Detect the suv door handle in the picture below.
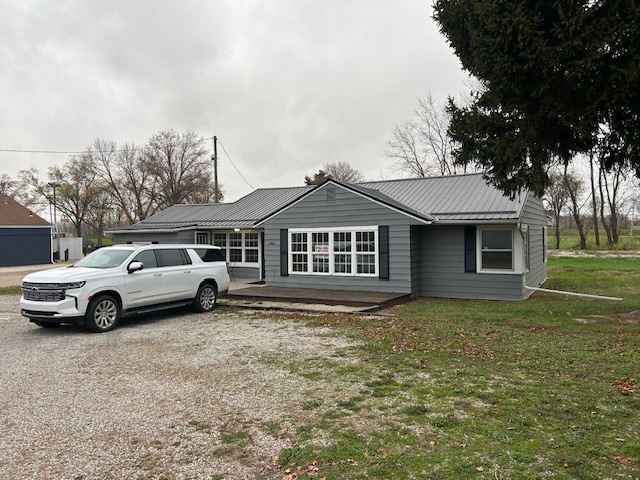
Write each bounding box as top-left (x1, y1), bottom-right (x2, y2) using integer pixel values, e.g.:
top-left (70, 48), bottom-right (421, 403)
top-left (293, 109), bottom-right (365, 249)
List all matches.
top-left (183, 270), bottom-right (191, 274)
top-left (153, 273), bottom-right (162, 277)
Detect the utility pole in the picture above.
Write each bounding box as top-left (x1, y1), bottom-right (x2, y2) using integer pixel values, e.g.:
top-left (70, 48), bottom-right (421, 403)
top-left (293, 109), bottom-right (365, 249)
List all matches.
top-left (48, 182), bottom-right (60, 229)
top-left (212, 136), bottom-right (219, 203)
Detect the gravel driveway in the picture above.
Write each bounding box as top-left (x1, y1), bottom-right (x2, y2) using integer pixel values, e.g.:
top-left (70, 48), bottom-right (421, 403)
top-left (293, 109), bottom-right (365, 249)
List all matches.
top-left (0, 295), bottom-right (360, 479)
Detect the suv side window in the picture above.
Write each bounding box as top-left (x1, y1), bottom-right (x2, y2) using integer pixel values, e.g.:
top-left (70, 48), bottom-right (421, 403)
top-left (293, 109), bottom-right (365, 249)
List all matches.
top-left (156, 249), bottom-right (191, 267)
top-left (132, 250), bottom-right (158, 268)
top-left (194, 248), bottom-right (225, 262)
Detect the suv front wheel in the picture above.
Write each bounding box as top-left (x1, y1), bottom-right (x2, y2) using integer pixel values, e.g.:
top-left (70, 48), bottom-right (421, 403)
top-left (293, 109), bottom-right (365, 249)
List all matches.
top-left (193, 283), bottom-right (217, 312)
top-left (85, 295), bottom-right (120, 333)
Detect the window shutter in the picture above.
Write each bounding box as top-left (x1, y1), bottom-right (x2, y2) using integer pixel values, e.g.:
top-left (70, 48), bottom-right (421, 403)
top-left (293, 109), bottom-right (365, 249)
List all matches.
top-left (379, 226), bottom-right (389, 280)
top-left (280, 229), bottom-right (288, 276)
top-left (464, 226), bottom-right (476, 273)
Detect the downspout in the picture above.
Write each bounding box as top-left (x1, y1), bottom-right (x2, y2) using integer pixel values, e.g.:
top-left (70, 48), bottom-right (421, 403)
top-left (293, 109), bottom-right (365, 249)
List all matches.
top-left (524, 285), bottom-right (622, 301)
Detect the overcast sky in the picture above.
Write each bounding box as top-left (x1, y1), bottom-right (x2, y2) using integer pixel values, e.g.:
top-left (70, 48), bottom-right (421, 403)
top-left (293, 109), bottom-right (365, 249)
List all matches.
top-left (0, 0), bottom-right (466, 201)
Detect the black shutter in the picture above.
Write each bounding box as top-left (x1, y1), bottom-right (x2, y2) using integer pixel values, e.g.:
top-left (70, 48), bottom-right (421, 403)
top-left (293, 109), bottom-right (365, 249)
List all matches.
top-left (464, 226), bottom-right (476, 273)
top-left (379, 226), bottom-right (389, 280)
top-left (280, 229), bottom-right (288, 276)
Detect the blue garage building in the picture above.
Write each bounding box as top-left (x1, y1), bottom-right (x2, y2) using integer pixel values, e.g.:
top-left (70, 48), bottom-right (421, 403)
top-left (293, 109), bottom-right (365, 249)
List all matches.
top-left (0, 196), bottom-right (52, 266)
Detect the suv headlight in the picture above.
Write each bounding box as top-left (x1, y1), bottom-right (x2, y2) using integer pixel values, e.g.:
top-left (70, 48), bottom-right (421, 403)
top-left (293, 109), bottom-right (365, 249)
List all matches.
top-left (58, 281), bottom-right (86, 290)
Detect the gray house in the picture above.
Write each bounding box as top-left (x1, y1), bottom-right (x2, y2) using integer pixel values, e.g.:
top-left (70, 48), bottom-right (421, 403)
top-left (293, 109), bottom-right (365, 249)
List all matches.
top-left (109, 173), bottom-right (548, 301)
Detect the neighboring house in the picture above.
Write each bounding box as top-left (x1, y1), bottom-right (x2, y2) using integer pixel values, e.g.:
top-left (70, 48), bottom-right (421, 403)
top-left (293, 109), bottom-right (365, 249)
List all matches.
top-left (109, 173), bottom-right (548, 301)
top-left (0, 196), bottom-right (52, 266)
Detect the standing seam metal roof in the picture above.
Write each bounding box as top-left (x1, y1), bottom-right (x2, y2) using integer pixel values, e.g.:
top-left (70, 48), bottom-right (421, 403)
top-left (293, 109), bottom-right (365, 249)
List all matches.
top-left (111, 173), bottom-right (526, 232)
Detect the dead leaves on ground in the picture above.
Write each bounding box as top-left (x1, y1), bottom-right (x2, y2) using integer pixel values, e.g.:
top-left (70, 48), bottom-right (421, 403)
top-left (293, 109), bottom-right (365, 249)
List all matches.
top-left (612, 377), bottom-right (636, 395)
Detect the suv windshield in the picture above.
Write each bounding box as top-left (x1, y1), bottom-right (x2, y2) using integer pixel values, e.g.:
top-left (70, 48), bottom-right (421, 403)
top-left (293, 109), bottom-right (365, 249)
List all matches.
top-left (74, 249), bottom-right (133, 268)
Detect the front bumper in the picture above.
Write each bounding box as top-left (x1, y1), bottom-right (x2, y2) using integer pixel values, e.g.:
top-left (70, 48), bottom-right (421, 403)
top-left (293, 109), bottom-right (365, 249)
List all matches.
top-left (20, 296), bottom-right (84, 324)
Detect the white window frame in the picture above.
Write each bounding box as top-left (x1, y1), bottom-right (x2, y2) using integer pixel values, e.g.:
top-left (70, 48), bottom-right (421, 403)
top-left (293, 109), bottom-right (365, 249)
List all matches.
top-left (477, 226), bottom-right (524, 274)
top-left (288, 226), bottom-right (378, 277)
top-left (211, 231), bottom-right (261, 267)
top-left (195, 231), bottom-right (210, 245)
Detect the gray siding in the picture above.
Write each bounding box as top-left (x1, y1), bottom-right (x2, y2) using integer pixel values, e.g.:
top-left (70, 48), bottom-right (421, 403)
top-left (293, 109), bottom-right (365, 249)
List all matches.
top-left (262, 186), bottom-right (424, 293)
top-left (111, 231), bottom-right (195, 245)
top-left (521, 194), bottom-right (548, 298)
top-left (420, 225), bottom-right (524, 301)
top-left (410, 226), bottom-right (422, 295)
top-left (229, 266), bottom-right (260, 281)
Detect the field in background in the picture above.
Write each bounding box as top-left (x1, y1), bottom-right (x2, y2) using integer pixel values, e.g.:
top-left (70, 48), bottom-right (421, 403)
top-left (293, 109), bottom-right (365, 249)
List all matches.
top-left (549, 228), bottom-right (640, 250)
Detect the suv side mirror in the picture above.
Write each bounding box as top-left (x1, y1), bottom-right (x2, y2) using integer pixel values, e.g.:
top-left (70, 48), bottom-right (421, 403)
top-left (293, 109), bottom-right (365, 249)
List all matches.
top-left (128, 261), bottom-right (144, 274)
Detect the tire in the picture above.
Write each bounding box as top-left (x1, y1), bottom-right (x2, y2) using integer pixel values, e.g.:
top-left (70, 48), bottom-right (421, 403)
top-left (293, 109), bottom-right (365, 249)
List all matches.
top-left (33, 321), bottom-right (60, 328)
top-left (193, 283), bottom-right (217, 312)
top-left (84, 295), bottom-right (120, 333)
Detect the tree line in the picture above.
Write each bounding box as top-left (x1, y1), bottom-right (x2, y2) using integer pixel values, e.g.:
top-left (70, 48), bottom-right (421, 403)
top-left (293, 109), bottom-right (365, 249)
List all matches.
top-left (1, 129), bottom-right (222, 243)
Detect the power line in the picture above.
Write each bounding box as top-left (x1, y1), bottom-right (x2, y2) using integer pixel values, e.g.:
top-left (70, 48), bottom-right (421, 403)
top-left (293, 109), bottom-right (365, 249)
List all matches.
top-left (0, 136), bottom-right (216, 155)
top-left (216, 138), bottom-right (255, 191)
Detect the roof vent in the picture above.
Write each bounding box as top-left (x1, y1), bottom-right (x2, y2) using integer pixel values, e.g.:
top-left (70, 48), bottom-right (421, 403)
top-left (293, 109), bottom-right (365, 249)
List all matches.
top-left (326, 187), bottom-right (336, 204)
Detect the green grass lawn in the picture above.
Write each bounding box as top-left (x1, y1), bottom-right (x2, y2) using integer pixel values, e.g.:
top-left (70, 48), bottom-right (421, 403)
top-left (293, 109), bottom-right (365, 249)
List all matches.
top-left (274, 256), bottom-right (640, 479)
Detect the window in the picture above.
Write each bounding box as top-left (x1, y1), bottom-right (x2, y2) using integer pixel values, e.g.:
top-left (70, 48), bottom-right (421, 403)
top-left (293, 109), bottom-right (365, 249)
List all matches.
top-left (291, 232), bottom-right (308, 272)
top-left (289, 227), bottom-right (377, 276)
top-left (194, 248), bottom-right (225, 263)
top-left (213, 232), bottom-right (261, 265)
top-left (356, 231), bottom-right (376, 274)
top-left (213, 233), bottom-right (227, 259)
top-left (480, 229), bottom-right (513, 271)
top-left (333, 232), bottom-right (352, 273)
top-left (312, 232), bottom-right (329, 273)
top-left (195, 232), bottom-right (209, 245)
top-left (157, 249), bottom-right (190, 267)
top-left (244, 232), bottom-right (259, 263)
top-left (132, 250), bottom-right (158, 268)
top-left (229, 233), bottom-right (243, 262)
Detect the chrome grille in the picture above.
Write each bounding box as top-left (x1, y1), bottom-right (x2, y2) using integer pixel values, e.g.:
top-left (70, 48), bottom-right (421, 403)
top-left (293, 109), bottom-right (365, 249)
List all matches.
top-left (21, 283), bottom-right (66, 302)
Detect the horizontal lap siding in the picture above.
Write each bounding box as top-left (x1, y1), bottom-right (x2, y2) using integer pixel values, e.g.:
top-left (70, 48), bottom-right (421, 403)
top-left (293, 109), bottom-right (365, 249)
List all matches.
top-left (421, 225), bottom-right (524, 301)
top-left (229, 266), bottom-right (260, 281)
top-left (263, 187), bottom-right (419, 293)
top-left (521, 195), bottom-right (548, 298)
top-left (111, 232), bottom-right (193, 244)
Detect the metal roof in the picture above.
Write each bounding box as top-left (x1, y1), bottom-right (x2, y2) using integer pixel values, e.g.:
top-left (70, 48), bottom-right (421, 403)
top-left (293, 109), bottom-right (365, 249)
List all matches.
top-left (111, 186), bottom-right (310, 232)
top-left (358, 173), bottom-right (526, 221)
top-left (110, 174), bottom-right (527, 233)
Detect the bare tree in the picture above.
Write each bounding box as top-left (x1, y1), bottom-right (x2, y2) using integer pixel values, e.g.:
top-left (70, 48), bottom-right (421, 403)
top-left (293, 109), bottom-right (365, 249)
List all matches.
top-left (143, 129), bottom-right (213, 209)
top-left (563, 168), bottom-right (590, 249)
top-left (84, 189), bottom-right (114, 245)
top-left (385, 92), bottom-right (469, 177)
top-left (305, 162), bottom-right (365, 185)
top-left (49, 155), bottom-right (104, 237)
top-left (323, 161), bottom-right (365, 183)
top-left (89, 139), bottom-right (160, 224)
top-left (598, 162), bottom-right (626, 245)
top-left (0, 173), bottom-right (17, 195)
top-left (544, 171), bottom-right (569, 249)
top-left (588, 150), bottom-right (601, 247)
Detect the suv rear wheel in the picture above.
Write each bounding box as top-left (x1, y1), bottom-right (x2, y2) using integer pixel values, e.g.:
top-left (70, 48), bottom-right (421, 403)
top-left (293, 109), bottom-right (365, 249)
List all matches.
top-left (193, 283), bottom-right (217, 312)
top-left (85, 295), bottom-right (120, 332)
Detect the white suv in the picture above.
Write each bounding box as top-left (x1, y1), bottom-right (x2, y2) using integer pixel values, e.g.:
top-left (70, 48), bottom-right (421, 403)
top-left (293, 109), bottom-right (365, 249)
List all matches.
top-left (20, 244), bottom-right (230, 333)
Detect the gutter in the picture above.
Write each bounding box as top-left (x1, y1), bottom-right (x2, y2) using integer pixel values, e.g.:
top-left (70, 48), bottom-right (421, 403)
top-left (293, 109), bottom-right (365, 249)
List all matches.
top-left (106, 226), bottom-right (199, 234)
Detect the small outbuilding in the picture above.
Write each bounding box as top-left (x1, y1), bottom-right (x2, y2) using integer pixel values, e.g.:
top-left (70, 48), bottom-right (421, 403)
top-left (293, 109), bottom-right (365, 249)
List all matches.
top-left (109, 173), bottom-right (548, 301)
top-left (0, 196), bottom-right (52, 266)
